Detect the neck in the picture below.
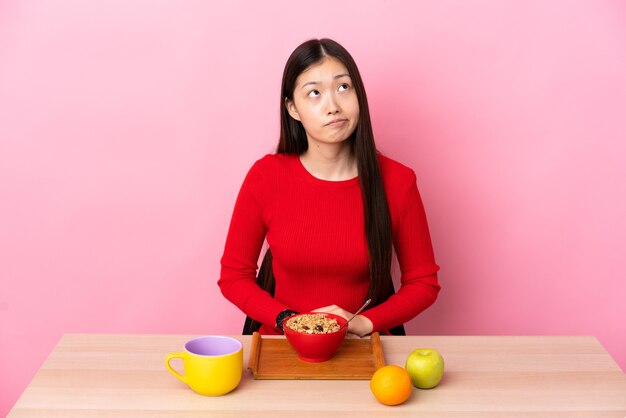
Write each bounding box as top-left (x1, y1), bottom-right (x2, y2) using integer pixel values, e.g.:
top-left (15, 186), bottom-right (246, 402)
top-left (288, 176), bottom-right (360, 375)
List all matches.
top-left (300, 141), bottom-right (357, 181)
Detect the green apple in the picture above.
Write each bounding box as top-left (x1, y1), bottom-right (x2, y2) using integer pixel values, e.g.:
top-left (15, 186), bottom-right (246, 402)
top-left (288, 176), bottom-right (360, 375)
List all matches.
top-left (405, 348), bottom-right (444, 389)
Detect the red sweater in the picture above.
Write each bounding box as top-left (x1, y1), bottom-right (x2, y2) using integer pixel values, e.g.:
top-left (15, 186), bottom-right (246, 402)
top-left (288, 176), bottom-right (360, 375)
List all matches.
top-left (218, 153), bottom-right (440, 334)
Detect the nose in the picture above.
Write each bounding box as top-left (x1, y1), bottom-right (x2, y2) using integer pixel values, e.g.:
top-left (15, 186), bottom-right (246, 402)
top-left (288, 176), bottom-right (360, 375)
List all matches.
top-left (326, 94), bottom-right (340, 115)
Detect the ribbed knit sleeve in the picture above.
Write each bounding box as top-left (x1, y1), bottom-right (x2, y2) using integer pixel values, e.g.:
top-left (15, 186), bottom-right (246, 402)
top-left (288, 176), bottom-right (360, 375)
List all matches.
top-left (360, 168), bottom-right (441, 332)
top-left (218, 158), bottom-right (289, 328)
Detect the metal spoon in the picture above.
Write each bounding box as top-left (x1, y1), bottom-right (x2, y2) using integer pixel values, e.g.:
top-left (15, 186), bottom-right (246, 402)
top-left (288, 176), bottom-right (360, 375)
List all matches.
top-left (338, 298), bottom-right (372, 331)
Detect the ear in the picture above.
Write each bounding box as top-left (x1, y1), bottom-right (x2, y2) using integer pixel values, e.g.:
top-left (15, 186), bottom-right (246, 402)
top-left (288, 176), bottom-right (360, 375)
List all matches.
top-left (285, 97), bottom-right (301, 122)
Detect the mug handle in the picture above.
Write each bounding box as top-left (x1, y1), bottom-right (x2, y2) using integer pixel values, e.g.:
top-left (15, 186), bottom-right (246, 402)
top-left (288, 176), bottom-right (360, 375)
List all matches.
top-left (165, 352), bottom-right (187, 384)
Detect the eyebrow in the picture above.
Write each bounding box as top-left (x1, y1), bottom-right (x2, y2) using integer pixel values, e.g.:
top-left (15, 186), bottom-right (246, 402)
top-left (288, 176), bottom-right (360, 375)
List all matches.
top-left (300, 73), bottom-right (351, 89)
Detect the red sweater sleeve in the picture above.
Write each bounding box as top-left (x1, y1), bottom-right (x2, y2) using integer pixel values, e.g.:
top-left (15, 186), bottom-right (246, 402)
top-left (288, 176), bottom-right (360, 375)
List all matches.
top-left (361, 170), bottom-right (441, 332)
top-left (217, 160), bottom-right (289, 327)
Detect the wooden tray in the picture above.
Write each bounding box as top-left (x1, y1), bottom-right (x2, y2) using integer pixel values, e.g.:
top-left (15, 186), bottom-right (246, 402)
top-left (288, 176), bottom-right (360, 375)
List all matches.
top-left (247, 332), bottom-right (385, 380)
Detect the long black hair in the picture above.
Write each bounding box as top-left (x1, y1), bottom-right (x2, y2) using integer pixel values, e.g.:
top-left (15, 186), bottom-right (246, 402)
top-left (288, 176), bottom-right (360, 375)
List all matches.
top-left (245, 38), bottom-right (394, 333)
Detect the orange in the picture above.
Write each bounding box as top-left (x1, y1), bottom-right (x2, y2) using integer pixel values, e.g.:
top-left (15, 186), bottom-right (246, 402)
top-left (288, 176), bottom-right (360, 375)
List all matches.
top-left (370, 365), bottom-right (412, 406)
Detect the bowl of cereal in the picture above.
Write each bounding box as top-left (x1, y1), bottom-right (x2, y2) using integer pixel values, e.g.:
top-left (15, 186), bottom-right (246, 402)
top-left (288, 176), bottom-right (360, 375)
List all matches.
top-left (283, 312), bottom-right (348, 362)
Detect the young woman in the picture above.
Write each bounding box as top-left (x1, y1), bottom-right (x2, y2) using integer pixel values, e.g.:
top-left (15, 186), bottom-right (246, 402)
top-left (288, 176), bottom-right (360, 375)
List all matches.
top-left (218, 38), bottom-right (440, 337)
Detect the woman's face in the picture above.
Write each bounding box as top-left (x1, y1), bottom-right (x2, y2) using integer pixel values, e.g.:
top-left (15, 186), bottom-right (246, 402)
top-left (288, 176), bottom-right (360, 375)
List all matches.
top-left (286, 57), bottom-right (360, 148)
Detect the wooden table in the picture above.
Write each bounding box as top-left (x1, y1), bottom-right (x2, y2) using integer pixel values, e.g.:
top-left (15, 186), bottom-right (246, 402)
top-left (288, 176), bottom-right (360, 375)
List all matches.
top-left (8, 334), bottom-right (626, 417)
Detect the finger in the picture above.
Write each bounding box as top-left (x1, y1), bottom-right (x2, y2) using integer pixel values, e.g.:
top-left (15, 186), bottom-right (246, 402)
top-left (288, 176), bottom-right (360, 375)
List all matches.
top-left (311, 305), bottom-right (337, 313)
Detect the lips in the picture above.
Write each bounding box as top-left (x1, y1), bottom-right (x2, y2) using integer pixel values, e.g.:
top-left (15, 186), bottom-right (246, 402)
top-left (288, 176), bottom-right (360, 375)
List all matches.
top-left (325, 119), bottom-right (348, 127)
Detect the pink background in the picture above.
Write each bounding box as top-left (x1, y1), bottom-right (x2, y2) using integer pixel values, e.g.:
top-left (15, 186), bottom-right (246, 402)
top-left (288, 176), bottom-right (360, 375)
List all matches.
top-left (1, 0), bottom-right (625, 414)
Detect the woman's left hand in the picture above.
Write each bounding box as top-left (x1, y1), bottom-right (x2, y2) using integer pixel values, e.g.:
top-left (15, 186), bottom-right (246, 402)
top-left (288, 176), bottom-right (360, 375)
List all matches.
top-left (312, 305), bottom-right (373, 337)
